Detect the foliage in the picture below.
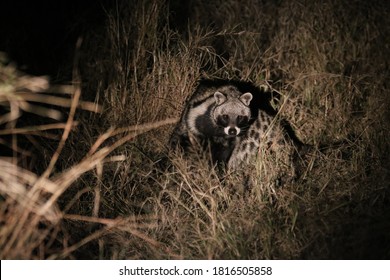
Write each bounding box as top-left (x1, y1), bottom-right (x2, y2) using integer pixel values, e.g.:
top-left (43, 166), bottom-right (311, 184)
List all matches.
top-left (1, 0), bottom-right (389, 259)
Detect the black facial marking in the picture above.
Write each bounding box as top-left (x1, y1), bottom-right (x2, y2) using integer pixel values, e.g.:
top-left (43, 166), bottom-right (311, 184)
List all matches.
top-left (216, 114), bottom-right (230, 127)
top-left (237, 115), bottom-right (249, 126)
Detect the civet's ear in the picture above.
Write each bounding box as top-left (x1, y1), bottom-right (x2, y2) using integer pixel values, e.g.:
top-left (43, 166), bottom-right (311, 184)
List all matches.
top-left (239, 92), bottom-right (253, 106)
top-left (214, 91), bottom-right (227, 105)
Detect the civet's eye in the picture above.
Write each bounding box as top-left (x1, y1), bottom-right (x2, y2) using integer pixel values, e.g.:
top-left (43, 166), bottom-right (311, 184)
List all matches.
top-left (237, 115), bottom-right (248, 124)
top-left (222, 114), bottom-right (229, 121)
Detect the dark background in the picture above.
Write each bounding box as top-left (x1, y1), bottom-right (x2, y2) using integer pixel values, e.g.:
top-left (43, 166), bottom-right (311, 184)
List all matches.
top-left (0, 1), bottom-right (110, 78)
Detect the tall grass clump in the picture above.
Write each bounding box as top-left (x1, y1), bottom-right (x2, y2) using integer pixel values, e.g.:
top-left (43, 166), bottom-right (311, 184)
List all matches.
top-left (66, 0), bottom-right (389, 259)
top-left (0, 51), bottom-right (103, 259)
top-left (1, 0), bottom-right (389, 259)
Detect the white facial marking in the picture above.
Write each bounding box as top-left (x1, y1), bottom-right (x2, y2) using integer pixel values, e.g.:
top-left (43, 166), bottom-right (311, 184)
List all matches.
top-left (187, 97), bottom-right (214, 135)
top-left (224, 126), bottom-right (240, 136)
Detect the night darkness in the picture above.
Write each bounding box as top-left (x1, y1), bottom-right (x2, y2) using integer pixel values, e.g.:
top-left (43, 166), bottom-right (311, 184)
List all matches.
top-left (0, 1), bottom-right (109, 77)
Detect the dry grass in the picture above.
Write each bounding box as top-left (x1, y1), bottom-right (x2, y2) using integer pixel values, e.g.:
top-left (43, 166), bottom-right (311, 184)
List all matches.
top-left (1, 0), bottom-right (389, 259)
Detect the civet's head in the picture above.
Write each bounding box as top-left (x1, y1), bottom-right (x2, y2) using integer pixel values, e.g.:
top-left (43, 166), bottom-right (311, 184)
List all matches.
top-left (213, 91), bottom-right (253, 136)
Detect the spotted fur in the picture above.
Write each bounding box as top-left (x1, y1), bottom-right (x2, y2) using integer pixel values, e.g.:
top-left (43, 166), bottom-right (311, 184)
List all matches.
top-left (169, 79), bottom-right (302, 184)
top-left (169, 81), bottom-right (253, 164)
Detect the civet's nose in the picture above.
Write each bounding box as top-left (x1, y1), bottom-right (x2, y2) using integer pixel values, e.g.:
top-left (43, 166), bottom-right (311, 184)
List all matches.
top-left (224, 126), bottom-right (240, 136)
top-left (228, 127), bottom-right (237, 135)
